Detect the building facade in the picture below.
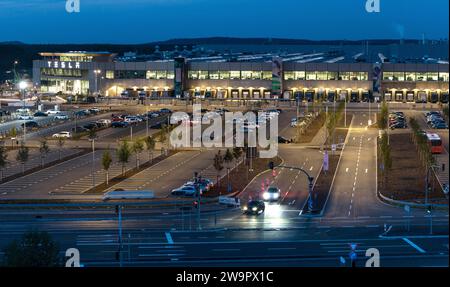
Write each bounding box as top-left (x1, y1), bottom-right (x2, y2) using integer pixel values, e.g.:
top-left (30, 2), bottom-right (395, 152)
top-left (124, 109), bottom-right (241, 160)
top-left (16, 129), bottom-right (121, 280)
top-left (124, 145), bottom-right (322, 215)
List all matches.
top-left (32, 52), bottom-right (449, 103)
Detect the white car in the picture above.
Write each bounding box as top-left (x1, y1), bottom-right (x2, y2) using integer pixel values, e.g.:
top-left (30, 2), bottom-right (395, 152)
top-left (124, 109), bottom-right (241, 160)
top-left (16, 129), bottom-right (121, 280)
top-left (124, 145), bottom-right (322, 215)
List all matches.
top-left (52, 131), bottom-right (72, 138)
top-left (54, 114), bottom-right (69, 120)
top-left (16, 108), bottom-right (30, 114)
top-left (18, 115), bottom-right (34, 120)
top-left (124, 116), bottom-right (140, 124)
top-left (46, 109), bottom-right (60, 115)
top-left (171, 185), bottom-right (197, 196)
top-left (96, 119), bottom-right (111, 126)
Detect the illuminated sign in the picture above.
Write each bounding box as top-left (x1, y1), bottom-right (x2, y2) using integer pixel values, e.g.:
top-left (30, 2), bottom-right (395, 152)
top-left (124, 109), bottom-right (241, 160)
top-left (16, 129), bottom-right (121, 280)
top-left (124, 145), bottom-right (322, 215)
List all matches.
top-left (47, 61), bottom-right (81, 69)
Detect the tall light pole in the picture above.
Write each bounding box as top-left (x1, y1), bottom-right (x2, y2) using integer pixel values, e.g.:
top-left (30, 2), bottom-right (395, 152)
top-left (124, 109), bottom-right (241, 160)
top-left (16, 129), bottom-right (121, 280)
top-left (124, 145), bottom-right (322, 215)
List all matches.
top-left (19, 81), bottom-right (28, 143)
top-left (94, 70), bottom-right (101, 96)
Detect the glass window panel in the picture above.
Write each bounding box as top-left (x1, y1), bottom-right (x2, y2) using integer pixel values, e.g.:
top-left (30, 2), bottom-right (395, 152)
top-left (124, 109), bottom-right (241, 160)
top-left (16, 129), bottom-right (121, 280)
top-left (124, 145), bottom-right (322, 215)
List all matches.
top-left (393, 72), bottom-right (405, 81)
top-left (306, 71), bottom-right (317, 80)
top-left (416, 72), bottom-right (427, 81)
top-left (316, 72), bottom-right (327, 80)
top-left (439, 72), bottom-right (449, 82)
top-left (295, 71), bottom-right (305, 80)
top-left (156, 71), bottom-right (167, 79)
top-left (219, 71), bottom-right (230, 79)
top-left (262, 71), bottom-right (272, 80)
top-left (167, 71), bottom-right (174, 80)
top-left (405, 72), bottom-right (416, 81)
top-left (284, 72), bottom-right (295, 80)
top-left (339, 72), bottom-right (351, 81)
top-left (146, 71), bottom-right (157, 79)
top-left (230, 71), bottom-right (240, 80)
top-left (188, 70), bottom-right (199, 80)
top-left (383, 72), bottom-right (394, 81)
top-left (209, 71), bottom-right (219, 80)
top-left (427, 72), bottom-right (438, 81)
top-left (241, 71), bottom-right (252, 80)
top-left (251, 71), bottom-right (262, 80)
top-left (327, 72), bottom-right (338, 80)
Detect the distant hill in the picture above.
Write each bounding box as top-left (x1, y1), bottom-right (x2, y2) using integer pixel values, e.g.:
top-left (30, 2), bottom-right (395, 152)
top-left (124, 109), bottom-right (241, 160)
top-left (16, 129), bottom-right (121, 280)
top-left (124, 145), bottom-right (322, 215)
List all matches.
top-left (1, 37), bottom-right (446, 82)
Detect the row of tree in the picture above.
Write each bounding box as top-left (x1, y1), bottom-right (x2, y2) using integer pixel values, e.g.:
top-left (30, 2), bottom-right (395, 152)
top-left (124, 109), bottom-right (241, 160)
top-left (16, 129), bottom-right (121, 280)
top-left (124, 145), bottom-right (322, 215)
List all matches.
top-left (378, 101), bottom-right (392, 187)
top-left (325, 102), bottom-right (346, 146)
top-left (102, 135), bottom-right (157, 184)
top-left (212, 148), bottom-right (243, 189)
top-left (0, 137), bottom-right (67, 182)
top-left (409, 117), bottom-right (436, 169)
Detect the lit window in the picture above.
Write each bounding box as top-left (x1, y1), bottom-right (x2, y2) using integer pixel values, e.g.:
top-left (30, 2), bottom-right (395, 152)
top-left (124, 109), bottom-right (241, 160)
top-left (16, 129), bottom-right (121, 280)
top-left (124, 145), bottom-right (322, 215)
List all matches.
top-left (146, 71), bottom-right (157, 80)
top-left (230, 71), bottom-right (240, 80)
top-left (106, 70), bottom-right (114, 79)
top-left (209, 71), bottom-right (219, 80)
top-left (439, 72), bottom-right (449, 82)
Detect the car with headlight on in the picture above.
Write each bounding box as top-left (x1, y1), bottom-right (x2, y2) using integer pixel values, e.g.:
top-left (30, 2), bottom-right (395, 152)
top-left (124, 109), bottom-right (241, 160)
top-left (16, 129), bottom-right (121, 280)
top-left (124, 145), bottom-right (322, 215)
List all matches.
top-left (263, 186), bottom-right (281, 202)
top-left (242, 200), bottom-right (265, 215)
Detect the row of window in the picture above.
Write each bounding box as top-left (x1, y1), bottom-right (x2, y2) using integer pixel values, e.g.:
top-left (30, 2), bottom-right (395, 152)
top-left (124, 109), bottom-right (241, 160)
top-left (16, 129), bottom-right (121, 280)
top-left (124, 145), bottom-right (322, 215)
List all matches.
top-left (188, 70), bottom-right (273, 80)
top-left (383, 72), bottom-right (449, 82)
top-left (41, 68), bottom-right (83, 77)
top-left (284, 71), bottom-right (369, 81)
top-left (107, 70), bottom-right (175, 80)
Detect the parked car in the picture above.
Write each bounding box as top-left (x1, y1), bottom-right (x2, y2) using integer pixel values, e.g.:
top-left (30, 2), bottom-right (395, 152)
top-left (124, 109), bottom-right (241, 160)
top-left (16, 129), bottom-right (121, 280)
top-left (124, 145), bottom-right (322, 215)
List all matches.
top-left (83, 122), bottom-right (98, 130)
top-left (148, 111), bottom-right (160, 118)
top-left (74, 110), bottom-right (88, 117)
top-left (18, 115), bottom-right (34, 120)
top-left (159, 108), bottom-right (172, 114)
top-left (124, 116), bottom-right (140, 124)
top-left (278, 136), bottom-right (291, 144)
top-left (96, 119), bottom-right (111, 127)
top-left (112, 121), bottom-right (130, 128)
top-left (55, 114), bottom-right (69, 120)
top-left (33, 111), bottom-right (48, 117)
top-left (52, 131), bottom-right (71, 138)
top-left (432, 121), bottom-right (448, 129)
top-left (242, 200), bottom-right (265, 215)
top-left (88, 108), bottom-right (101, 114)
top-left (171, 185), bottom-right (197, 196)
top-left (390, 122), bottom-right (407, 129)
top-left (21, 121), bottom-right (39, 128)
top-left (46, 109), bottom-right (61, 115)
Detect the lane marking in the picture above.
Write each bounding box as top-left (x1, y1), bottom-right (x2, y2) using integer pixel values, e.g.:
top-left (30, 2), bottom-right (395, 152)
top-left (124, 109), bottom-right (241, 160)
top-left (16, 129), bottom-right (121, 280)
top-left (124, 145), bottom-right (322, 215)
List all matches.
top-left (165, 232), bottom-right (174, 244)
top-left (403, 238), bottom-right (426, 253)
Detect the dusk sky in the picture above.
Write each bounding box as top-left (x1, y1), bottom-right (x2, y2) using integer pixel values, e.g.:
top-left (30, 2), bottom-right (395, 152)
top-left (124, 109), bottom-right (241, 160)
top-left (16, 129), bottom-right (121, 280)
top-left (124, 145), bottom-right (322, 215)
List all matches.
top-left (0, 0), bottom-right (448, 44)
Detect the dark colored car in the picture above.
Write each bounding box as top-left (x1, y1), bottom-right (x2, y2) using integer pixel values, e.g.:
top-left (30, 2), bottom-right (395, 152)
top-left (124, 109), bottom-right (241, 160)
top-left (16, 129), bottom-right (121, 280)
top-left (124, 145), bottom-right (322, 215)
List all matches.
top-left (74, 110), bottom-right (88, 117)
top-left (278, 136), bottom-right (291, 144)
top-left (33, 111), bottom-right (48, 117)
top-left (243, 200), bottom-right (265, 215)
top-left (21, 121), bottom-right (39, 128)
top-left (83, 122), bottom-right (98, 130)
top-left (159, 108), bottom-right (172, 114)
top-left (390, 122), bottom-right (407, 129)
top-left (112, 121), bottom-right (130, 128)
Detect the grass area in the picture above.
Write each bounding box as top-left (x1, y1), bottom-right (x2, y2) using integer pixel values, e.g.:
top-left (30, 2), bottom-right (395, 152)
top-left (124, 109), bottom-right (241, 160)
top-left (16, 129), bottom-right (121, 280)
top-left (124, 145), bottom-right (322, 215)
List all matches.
top-left (378, 133), bottom-right (446, 204)
top-left (204, 156), bottom-right (282, 198)
top-left (296, 112), bottom-right (326, 143)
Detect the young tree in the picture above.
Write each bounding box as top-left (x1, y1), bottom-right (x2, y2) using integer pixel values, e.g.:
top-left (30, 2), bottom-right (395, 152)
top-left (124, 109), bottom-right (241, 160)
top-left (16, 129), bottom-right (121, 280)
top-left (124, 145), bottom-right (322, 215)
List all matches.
top-left (117, 141), bottom-right (131, 176)
top-left (232, 147), bottom-right (243, 169)
top-left (0, 145), bottom-right (8, 181)
top-left (56, 137), bottom-right (65, 161)
top-left (144, 135), bottom-right (156, 163)
top-left (102, 149), bottom-right (113, 185)
top-left (132, 140), bottom-right (144, 169)
top-left (39, 139), bottom-right (50, 167)
top-left (9, 126), bottom-right (17, 148)
top-left (223, 149), bottom-right (234, 191)
top-left (159, 124), bottom-right (170, 155)
top-left (16, 142), bottom-right (29, 174)
top-left (3, 230), bottom-right (61, 267)
top-left (379, 101), bottom-right (389, 130)
top-left (213, 150), bottom-right (224, 188)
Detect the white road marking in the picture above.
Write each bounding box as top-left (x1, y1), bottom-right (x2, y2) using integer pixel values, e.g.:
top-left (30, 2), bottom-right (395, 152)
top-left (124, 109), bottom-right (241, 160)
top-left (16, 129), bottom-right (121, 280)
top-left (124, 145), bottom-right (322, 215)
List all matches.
top-left (165, 232), bottom-right (174, 244)
top-left (403, 238), bottom-right (426, 253)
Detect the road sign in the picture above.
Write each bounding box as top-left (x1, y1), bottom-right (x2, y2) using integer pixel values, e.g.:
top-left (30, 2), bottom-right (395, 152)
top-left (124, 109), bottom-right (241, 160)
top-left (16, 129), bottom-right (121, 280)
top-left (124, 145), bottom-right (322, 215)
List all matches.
top-left (323, 151), bottom-right (329, 172)
top-left (331, 144), bottom-right (337, 152)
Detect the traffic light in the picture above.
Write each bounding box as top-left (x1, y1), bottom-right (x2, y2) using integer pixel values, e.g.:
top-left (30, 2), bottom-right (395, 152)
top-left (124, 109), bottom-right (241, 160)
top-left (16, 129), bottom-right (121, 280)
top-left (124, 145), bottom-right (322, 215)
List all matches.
top-left (268, 161), bottom-right (274, 170)
top-left (193, 201), bottom-right (199, 209)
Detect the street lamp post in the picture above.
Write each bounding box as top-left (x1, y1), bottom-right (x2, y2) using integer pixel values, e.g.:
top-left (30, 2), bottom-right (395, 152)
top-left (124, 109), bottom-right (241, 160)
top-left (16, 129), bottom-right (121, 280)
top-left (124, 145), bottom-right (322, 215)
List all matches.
top-left (94, 70), bottom-right (101, 96)
top-left (19, 81), bottom-right (28, 143)
top-left (90, 138), bottom-right (96, 188)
